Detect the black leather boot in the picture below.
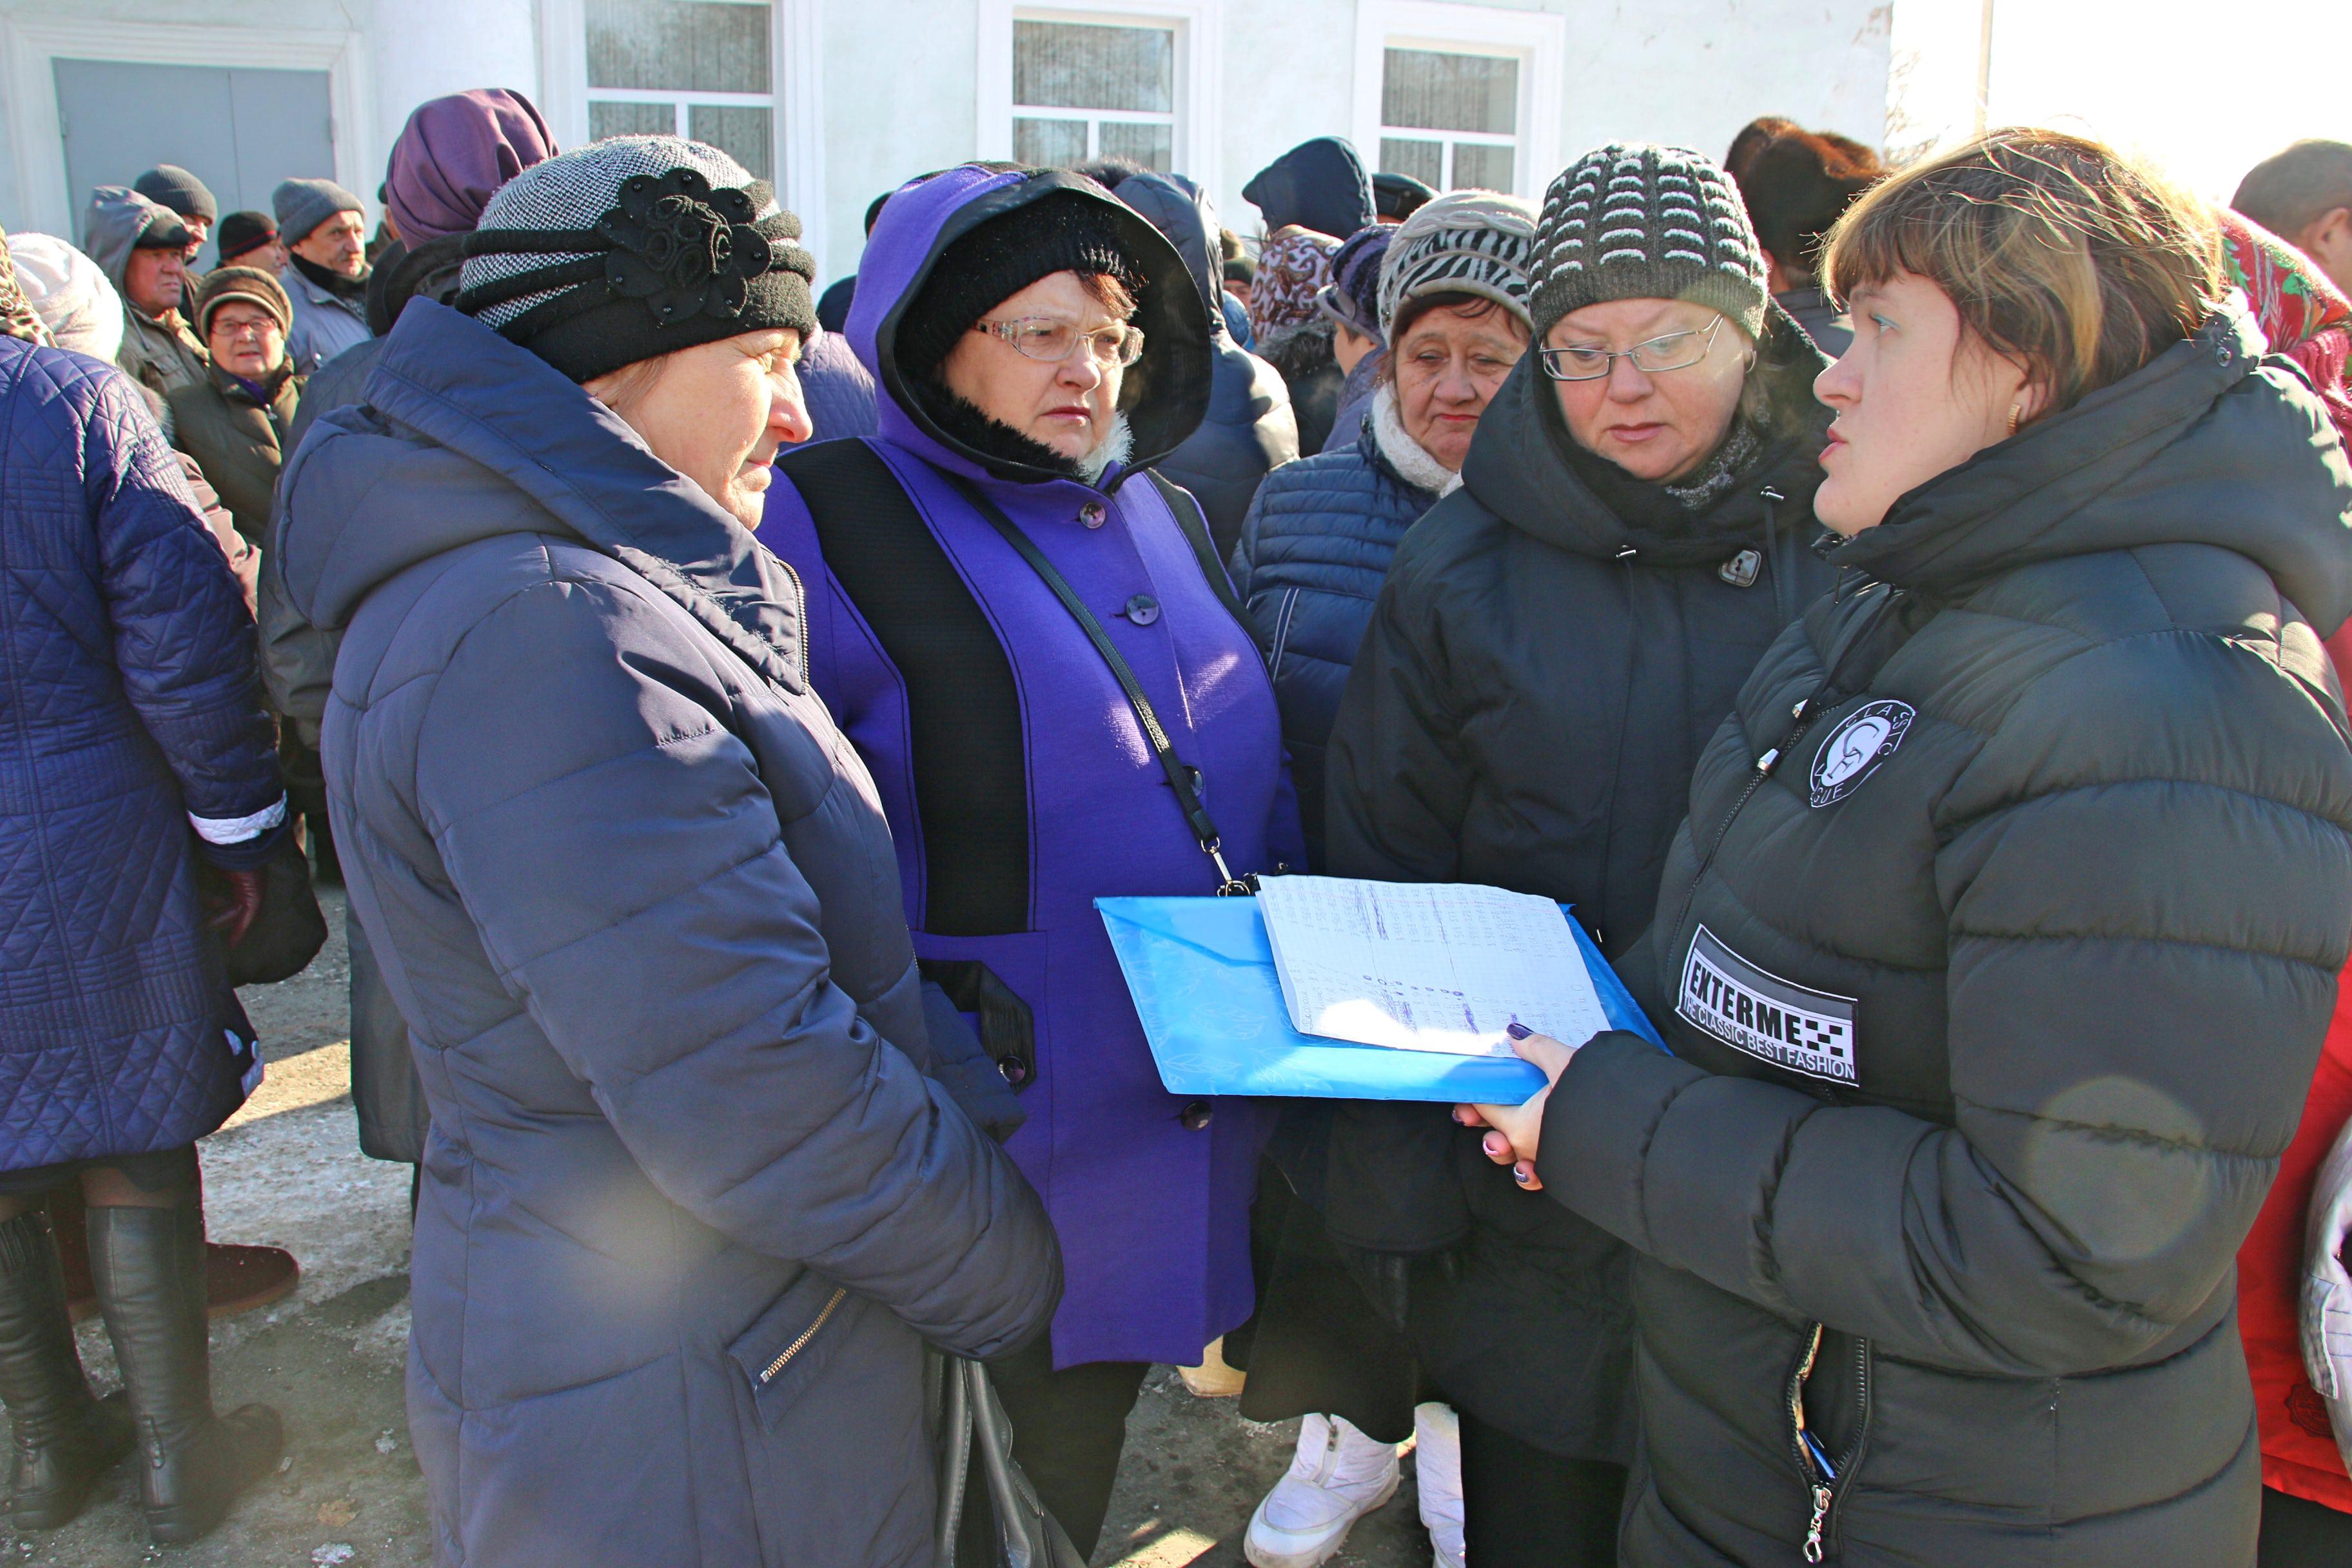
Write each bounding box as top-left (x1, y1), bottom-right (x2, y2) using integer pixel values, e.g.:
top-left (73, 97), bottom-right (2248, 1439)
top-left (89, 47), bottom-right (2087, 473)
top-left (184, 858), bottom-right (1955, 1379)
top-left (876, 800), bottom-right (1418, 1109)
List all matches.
top-left (0, 1210), bottom-right (131, 1529)
top-left (86, 1202), bottom-right (283, 1545)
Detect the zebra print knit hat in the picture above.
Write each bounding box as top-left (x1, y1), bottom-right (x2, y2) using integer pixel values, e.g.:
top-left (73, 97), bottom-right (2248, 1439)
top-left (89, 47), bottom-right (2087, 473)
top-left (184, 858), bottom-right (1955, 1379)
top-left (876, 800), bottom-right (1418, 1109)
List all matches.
top-left (1527, 143), bottom-right (1767, 340)
top-left (1376, 190), bottom-right (1539, 337)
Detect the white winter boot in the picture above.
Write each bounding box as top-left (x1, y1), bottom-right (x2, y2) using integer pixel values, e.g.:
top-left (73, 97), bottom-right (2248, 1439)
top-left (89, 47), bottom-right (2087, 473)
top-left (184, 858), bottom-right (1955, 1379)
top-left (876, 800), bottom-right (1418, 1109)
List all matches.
top-left (1415, 1402), bottom-right (1465, 1568)
top-left (1242, 1412), bottom-right (1403, 1568)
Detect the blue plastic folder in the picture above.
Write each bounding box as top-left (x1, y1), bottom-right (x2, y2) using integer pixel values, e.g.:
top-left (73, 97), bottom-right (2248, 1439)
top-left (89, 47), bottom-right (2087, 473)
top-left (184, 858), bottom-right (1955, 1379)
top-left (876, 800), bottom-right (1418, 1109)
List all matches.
top-left (1096, 894), bottom-right (1665, 1104)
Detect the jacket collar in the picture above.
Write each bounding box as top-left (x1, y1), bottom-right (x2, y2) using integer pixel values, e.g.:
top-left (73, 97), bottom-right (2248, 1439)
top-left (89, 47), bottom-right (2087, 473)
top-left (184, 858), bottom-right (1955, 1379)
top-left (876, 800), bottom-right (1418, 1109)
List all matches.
top-left (282, 263), bottom-right (368, 320)
top-left (340, 300), bottom-right (806, 689)
top-left (1828, 308), bottom-right (2352, 631)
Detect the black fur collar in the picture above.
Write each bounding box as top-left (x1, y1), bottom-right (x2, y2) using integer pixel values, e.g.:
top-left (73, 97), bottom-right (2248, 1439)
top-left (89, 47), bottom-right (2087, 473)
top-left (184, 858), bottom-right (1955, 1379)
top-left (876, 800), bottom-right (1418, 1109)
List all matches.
top-left (912, 381), bottom-right (1086, 480)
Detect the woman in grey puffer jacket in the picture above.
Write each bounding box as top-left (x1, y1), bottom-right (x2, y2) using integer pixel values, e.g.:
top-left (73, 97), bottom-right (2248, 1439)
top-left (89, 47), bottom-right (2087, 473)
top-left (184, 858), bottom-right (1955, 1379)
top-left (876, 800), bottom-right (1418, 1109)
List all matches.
top-left (275, 138), bottom-right (1059, 1567)
top-left (1473, 131), bottom-right (2352, 1568)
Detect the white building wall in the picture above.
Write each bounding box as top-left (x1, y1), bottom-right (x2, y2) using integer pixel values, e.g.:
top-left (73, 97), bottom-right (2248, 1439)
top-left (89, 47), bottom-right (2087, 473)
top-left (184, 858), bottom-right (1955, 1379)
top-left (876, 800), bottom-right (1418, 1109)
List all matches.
top-left (5, 0), bottom-right (1894, 289)
top-left (370, 0), bottom-right (542, 190)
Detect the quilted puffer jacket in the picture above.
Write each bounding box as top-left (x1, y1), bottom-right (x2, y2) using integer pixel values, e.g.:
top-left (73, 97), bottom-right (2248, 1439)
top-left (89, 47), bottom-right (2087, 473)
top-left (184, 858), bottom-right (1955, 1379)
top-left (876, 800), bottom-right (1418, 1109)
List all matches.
top-left (1230, 397), bottom-right (1441, 867)
top-left (0, 337), bottom-right (282, 1170)
top-left (1540, 308), bottom-right (2352, 1566)
top-left (1318, 311), bottom-right (1835, 1465)
top-left (276, 300), bottom-right (1059, 1566)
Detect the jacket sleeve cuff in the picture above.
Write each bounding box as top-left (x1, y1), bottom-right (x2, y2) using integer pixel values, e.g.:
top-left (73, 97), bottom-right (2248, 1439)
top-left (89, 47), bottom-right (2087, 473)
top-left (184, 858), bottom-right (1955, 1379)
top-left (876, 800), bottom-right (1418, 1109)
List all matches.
top-left (1535, 1032), bottom-right (1706, 1253)
top-left (190, 796), bottom-right (289, 872)
top-left (188, 793), bottom-right (286, 846)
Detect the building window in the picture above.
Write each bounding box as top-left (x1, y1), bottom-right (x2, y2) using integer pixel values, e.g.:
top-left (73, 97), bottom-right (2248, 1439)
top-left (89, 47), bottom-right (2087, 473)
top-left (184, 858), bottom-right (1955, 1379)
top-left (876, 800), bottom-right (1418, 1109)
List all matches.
top-left (584, 0), bottom-right (774, 181)
top-left (1012, 17), bottom-right (1175, 173)
top-left (1377, 46), bottom-right (1518, 193)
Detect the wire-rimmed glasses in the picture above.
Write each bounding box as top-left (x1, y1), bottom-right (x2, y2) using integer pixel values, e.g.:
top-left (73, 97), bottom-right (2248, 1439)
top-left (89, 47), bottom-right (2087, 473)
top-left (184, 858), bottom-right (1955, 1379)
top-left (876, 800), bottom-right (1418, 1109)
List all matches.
top-left (1538, 315), bottom-right (1727, 382)
top-left (973, 317), bottom-right (1146, 368)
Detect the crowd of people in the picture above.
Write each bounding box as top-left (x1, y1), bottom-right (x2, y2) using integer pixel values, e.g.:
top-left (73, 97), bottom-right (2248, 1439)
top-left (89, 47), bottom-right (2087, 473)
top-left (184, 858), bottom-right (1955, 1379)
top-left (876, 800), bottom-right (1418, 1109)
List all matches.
top-left (0, 76), bottom-right (2350, 1568)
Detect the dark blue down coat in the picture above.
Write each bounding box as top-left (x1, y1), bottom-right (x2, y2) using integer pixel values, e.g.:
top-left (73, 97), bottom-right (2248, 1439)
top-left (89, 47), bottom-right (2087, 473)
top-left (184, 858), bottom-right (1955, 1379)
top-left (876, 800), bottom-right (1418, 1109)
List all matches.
top-left (0, 337), bottom-right (281, 1170)
top-left (1230, 411), bottom-right (1438, 867)
top-left (275, 300), bottom-right (1059, 1567)
top-left (1117, 171), bottom-right (1298, 558)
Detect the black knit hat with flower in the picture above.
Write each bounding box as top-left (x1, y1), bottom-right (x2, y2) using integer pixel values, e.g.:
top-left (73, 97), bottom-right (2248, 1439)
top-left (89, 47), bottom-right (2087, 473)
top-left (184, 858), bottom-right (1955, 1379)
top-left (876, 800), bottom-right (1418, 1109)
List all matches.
top-left (455, 136), bottom-right (816, 384)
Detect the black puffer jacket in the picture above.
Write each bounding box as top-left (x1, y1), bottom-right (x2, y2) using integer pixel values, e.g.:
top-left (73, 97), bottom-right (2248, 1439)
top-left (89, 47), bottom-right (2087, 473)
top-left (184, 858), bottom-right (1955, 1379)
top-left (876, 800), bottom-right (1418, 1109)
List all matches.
top-left (1118, 171), bottom-right (1298, 556)
top-left (1320, 308), bottom-right (1836, 1460)
top-left (1541, 308), bottom-right (2352, 1566)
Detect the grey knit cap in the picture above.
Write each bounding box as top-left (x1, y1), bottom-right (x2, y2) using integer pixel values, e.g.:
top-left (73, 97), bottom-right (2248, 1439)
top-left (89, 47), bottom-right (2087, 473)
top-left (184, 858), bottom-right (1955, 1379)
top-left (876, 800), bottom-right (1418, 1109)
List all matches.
top-left (1527, 143), bottom-right (1767, 339)
top-left (458, 135), bottom-right (815, 384)
top-left (1377, 190), bottom-right (1539, 337)
top-left (273, 177), bottom-right (363, 246)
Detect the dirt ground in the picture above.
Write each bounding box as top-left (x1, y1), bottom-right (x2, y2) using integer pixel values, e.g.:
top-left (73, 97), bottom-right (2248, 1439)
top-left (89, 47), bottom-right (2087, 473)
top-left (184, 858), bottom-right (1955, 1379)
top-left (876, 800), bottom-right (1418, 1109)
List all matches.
top-left (0, 892), bottom-right (1431, 1567)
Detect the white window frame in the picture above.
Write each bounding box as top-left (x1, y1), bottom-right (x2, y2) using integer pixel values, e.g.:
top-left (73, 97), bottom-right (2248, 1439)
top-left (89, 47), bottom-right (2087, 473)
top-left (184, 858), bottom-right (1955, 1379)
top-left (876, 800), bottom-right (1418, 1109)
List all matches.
top-left (0, 15), bottom-right (375, 242)
top-left (977, 0), bottom-right (1222, 195)
top-left (539, 0), bottom-right (830, 279)
top-left (1351, 0), bottom-right (1566, 201)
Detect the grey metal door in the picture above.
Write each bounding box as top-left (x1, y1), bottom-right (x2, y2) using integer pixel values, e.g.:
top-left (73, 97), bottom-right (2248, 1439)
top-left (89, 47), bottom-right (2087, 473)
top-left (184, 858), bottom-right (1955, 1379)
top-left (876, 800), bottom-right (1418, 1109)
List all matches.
top-left (53, 59), bottom-right (334, 268)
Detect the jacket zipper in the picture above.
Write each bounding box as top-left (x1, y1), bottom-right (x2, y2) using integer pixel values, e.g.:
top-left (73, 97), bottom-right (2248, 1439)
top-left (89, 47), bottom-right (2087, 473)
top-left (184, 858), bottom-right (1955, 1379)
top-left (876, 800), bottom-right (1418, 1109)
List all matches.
top-left (776, 558), bottom-right (811, 681)
top-left (759, 1286), bottom-right (846, 1384)
top-left (1657, 688), bottom-right (1829, 950)
top-left (1787, 1322), bottom-right (1874, 1562)
top-left (1267, 587), bottom-right (1302, 678)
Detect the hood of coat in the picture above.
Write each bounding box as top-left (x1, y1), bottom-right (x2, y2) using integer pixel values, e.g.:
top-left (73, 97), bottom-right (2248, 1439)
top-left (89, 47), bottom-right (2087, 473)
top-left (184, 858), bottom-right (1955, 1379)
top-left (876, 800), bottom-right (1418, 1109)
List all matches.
top-left (82, 188), bottom-right (170, 301)
top-left (1832, 308), bottom-right (2352, 632)
top-left (277, 299), bottom-right (805, 690)
top-left (1108, 170), bottom-right (1228, 344)
top-left (364, 233), bottom-right (468, 336)
top-left (1461, 301), bottom-right (1832, 565)
top-left (1242, 137), bottom-right (1373, 242)
top-left (846, 164), bottom-right (1211, 488)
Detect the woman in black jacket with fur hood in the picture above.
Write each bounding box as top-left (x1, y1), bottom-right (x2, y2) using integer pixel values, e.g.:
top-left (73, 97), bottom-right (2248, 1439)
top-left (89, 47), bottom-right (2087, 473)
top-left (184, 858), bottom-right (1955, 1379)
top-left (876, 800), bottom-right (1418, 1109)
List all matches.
top-left (1470, 130), bottom-right (2352, 1568)
top-left (1320, 143), bottom-right (1838, 1565)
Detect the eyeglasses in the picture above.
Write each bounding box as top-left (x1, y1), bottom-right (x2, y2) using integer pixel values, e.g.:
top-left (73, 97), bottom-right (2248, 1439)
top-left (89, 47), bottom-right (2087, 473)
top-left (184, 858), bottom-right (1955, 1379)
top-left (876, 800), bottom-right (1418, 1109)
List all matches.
top-left (1538, 315), bottom-right (1727, 382)
top-left (210, 318), bottom-right (279, 340)
top-left (973, 317), bottom-right (1145, 368)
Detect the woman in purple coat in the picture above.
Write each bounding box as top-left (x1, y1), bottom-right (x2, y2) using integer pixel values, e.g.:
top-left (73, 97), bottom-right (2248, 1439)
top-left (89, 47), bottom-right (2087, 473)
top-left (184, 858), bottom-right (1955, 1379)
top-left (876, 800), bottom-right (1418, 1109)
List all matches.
top-left (760, 163), bottom-right (1300, 1554)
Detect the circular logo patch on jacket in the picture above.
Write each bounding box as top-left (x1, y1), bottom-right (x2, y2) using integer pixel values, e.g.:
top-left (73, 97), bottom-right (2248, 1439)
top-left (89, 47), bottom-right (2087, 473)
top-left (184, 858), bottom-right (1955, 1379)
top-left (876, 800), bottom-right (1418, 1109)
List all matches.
top-left (1810, 699), bottom-right (1916, 807)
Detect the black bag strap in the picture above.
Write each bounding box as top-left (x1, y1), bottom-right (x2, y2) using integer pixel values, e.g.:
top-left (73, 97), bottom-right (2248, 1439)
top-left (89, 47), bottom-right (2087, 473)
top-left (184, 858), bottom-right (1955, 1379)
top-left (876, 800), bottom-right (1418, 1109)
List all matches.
top-left (936, 468), bottom-right (1255, 896)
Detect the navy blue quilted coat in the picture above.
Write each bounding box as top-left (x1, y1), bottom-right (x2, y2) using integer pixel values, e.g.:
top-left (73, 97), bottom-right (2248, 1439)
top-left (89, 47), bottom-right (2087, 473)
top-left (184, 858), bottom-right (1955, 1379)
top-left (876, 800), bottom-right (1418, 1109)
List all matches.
top-left (277, 301), bottom-right (1059, 1566)
top-left (1230, 420), bottom-right (1439, 866)
top-left (0, 337), bottom-right (281, 1170)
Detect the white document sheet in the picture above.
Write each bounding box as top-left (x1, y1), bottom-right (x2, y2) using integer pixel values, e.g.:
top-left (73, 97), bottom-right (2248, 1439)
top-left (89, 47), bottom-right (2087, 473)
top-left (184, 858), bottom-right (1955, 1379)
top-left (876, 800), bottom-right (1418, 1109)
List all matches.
top-left (1255, 876), bottom-right (1613, 1057)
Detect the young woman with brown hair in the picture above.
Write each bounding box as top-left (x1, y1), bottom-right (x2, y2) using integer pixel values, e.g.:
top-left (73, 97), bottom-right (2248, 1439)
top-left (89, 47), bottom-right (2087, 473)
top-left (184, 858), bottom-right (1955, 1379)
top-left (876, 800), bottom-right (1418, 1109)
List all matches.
top-left (1469, 128), bottom-right (2352, 1568)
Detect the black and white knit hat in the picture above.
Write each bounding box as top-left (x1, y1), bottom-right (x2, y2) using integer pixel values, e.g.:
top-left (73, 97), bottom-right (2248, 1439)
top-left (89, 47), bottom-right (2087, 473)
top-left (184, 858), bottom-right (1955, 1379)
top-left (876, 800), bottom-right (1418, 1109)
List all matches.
top-left (1376, 190), bottom-right (1540, 336)
top-left (456, 135), bottom-right (815, 383)
top-left (1528, 143), bottom-right (1767, 339)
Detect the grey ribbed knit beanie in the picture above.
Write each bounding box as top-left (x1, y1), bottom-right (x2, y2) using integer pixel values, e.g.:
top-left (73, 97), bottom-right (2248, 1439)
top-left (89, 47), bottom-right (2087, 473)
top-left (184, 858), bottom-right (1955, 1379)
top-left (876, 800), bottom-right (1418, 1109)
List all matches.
top-left (273, 177), bottom-right (363, 246)
top-left (1527, 144), bottom-right (1767, 340)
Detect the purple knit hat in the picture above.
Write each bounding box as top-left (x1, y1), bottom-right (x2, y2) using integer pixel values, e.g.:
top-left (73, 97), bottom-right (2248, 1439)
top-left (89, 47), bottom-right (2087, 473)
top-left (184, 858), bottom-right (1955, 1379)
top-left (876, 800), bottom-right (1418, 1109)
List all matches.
top-left (385, 88), bottom-right (558, 245)
top-left (1316, 223), bottom-right (1392, 340)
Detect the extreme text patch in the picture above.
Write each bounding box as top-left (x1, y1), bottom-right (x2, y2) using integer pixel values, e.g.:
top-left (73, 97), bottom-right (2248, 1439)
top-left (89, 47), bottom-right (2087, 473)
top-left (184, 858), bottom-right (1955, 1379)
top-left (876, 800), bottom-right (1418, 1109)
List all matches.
top-left (1678, 925), bottom-right (1857, 1084)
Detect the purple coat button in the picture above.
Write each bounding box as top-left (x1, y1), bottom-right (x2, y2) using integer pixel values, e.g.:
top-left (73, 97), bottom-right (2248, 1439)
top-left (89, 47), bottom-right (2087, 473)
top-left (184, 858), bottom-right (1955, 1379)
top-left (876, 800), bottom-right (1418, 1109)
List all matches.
top-left (1180, 1100), bottom-right (1213, 1131)
top-left (1080, 500), bottom-right (1107, 528)
top-left (1122, 594), bottom-right (1161, 626)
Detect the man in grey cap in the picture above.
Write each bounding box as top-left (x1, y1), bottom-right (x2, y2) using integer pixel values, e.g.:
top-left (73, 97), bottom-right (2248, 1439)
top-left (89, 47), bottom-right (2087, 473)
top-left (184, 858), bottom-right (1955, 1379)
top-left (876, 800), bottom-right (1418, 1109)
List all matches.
top-left (81, 186), bottom-right (208, 422)
top-left (132, 165), bottom-right (216, 251)
top-left (272, 177), bottom-right (371, 372)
